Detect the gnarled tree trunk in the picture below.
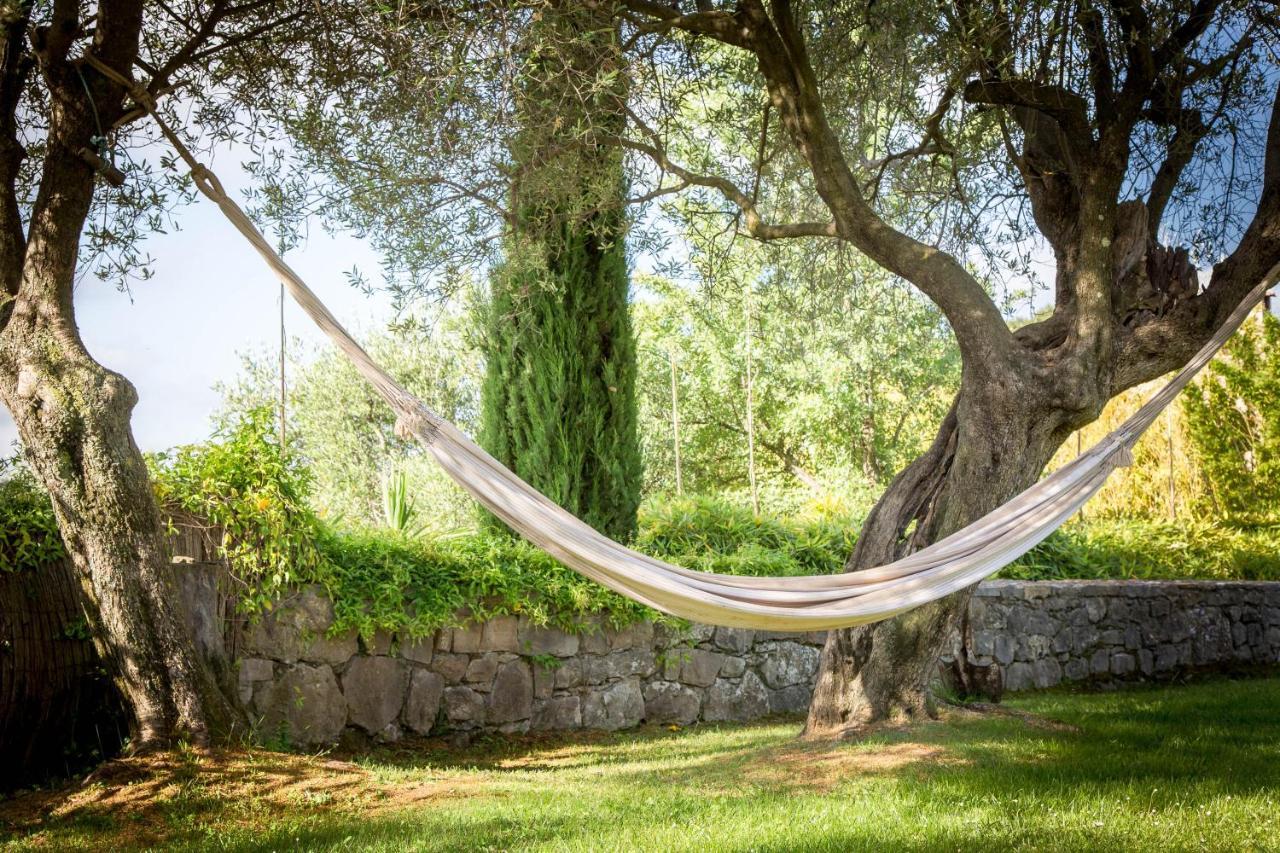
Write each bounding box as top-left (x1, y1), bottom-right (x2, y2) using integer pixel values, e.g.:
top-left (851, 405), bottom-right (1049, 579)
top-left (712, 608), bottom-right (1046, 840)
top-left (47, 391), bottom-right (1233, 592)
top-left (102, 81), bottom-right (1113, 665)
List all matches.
top-left (0, 321), bottom-right (238, 747)
top-left (0, 0), bottom-right (240, 748)
top-left (805, 359), bottom-right (1076, 737)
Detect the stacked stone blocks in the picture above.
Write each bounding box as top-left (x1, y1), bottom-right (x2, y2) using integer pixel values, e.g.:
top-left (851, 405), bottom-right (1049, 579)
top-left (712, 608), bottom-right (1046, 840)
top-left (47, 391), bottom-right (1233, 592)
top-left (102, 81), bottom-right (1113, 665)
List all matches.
top-left (236, 586), bottom-right (826, 747)
top-left (945, 580), bottom-right (1280, 691)
top-left (234, 580), bottom-right (1280, 747)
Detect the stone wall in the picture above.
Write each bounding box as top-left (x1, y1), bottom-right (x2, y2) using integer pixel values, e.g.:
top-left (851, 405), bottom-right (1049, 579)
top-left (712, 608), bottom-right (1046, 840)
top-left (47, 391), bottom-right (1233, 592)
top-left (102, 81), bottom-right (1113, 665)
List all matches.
top-left (217, 576), bottom-right (1280, 747)
top-left (944, 579), bottom-right (1280, 692)
top-left (233, 585), bottom-right (827, 747)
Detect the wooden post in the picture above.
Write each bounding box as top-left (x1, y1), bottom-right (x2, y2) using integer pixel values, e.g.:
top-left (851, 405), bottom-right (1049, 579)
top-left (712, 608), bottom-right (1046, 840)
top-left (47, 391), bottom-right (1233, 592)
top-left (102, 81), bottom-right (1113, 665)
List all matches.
top-left (1167, 406), bottom-right (1177, 520)
top-left (1077, 430), bottom-right (1086, 521)
top-left (669, 349), bottom-right (683, 495)
top-left (279, 282), bottom-right (287, 451)
top-left (744, 286), bottom-right (760, 516)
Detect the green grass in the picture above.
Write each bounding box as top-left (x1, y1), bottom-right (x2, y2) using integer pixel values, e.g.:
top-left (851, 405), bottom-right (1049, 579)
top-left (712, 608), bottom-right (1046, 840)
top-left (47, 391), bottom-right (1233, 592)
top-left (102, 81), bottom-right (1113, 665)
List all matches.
top-left (4, 678), bottom-right (1280, 851)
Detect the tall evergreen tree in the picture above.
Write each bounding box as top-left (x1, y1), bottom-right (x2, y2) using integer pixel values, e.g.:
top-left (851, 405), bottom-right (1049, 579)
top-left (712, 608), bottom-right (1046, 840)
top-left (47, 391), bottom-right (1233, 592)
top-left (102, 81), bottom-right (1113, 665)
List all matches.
top-left (480, 2), bottom-right (642, 541)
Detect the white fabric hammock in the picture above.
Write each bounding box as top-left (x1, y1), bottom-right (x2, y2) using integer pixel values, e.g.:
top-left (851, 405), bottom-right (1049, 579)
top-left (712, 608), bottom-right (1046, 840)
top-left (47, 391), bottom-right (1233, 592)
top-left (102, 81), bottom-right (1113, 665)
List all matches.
top-left (84, 55), bottom-right (1280, 632)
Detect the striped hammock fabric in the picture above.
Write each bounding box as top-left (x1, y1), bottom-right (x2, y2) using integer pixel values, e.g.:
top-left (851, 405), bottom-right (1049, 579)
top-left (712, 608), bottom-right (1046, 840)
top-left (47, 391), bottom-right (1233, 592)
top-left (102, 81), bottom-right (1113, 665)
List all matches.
top-left (83, 54), bottom-right (1278, 631)
top-left (218, 159), bottom-right (1274, 629)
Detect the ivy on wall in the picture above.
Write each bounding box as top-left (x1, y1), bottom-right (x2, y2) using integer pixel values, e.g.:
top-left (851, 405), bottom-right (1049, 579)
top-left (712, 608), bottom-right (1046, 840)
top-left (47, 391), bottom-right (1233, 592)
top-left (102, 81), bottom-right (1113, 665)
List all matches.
top-left (151, 407), bottom-right (660, 637)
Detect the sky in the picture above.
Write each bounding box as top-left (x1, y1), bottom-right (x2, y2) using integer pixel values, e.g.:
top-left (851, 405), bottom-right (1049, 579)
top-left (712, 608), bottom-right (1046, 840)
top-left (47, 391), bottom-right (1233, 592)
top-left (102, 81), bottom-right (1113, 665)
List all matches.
top-left (0, 158), bottom-right (391, 455)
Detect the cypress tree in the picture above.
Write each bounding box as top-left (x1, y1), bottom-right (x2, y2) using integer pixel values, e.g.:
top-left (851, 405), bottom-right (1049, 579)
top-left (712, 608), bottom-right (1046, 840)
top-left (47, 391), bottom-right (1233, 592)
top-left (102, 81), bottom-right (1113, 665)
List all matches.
top-left (479, 4), bottom-right (642, 541)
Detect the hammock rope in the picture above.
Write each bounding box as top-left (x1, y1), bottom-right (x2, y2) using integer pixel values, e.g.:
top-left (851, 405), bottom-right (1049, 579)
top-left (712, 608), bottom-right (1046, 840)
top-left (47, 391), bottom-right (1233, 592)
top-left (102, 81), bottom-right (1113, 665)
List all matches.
top-left (83, 53), bottom-right (1280, 630)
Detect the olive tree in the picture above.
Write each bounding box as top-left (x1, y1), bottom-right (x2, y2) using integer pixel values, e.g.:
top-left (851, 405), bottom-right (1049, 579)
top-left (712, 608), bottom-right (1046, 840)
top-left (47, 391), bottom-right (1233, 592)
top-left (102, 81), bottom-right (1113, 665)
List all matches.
top-left (0, 0), bottom-right (310, 747)
top-left (612, 0), bottom-right (1280, 736)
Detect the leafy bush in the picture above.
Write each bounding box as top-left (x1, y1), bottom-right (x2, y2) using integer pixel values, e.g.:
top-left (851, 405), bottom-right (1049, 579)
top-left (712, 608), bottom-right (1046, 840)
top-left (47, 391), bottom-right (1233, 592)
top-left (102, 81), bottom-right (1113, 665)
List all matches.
top-left (0, 459), bottom-right (66, 571)
top-left (316, 528), bottom-right (657, 639)
top-left (310, 495), bottom-right (854, 639)
top-left (1183, 310), bottom-right (1280, 524)
top-left (34, 403), bottom-right (1276, 645)
top-left (150, 408), bottom-right (654, 636)
top-left (636, 494), bottom-right (855, 576)
top-left (150, 407), bottom-right (328, 613)
top-left (1010, 518), bottom-right (1280, 581)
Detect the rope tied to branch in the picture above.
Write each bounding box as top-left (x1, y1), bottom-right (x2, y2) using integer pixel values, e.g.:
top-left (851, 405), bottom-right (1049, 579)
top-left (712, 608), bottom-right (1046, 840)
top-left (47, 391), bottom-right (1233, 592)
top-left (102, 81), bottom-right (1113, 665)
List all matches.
top-left (82, 53), bottom-right (187, 167)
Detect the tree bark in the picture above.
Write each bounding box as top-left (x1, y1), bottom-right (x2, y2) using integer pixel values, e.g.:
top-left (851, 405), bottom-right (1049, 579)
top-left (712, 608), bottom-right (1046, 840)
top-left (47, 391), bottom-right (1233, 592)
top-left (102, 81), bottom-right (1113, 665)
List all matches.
top-left (0, 319), bottom-right (239, 748)
top-left (805, 366), bottom-right (1071, 737)
top-left (616, 0), bottom-right (1280, 740)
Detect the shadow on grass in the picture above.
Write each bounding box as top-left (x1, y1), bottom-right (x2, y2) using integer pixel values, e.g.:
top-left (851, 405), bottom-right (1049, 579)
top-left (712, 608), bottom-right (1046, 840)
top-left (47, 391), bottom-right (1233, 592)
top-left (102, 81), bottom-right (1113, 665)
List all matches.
top-left (5, 677), bottom-right (1280, 852)
top-left (356, 676), bottom-right (1280, 795)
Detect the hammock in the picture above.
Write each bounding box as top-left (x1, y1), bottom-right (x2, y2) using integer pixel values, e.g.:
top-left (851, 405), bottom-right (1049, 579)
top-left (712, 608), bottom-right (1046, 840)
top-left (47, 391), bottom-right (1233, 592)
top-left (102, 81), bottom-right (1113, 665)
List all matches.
top-left (84, 55), bottom-right (1280, 631)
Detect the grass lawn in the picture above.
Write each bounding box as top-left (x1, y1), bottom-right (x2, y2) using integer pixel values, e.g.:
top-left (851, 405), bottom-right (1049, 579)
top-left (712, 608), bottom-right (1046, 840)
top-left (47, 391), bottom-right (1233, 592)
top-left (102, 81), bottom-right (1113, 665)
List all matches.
top-left (3, 679), bottom-right (1278, 852)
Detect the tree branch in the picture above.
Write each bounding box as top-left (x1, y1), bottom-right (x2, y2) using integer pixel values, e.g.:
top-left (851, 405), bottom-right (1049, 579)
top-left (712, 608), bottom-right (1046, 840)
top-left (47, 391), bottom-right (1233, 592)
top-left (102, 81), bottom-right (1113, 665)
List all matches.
top-left (1153, 0), bottom-right (1224, 73)
top-left (708, 414), bottom-right (824, 493)
top-left (615, 110), bottom-right (836, 240)
top-left (962, 79), bottom-right (1093, 160)
top-left (624, 0), bottom-right (1012, 361)
top-left (1144, 103), bottom-right (1208, 232)
top-left (0, 0), bottom-right (32, 329)
top-left (747, 0), bottom-right (1012, 361)
top-left (1077, 2), bottom-right (1115, 124)
top-left (619, 0), bottom-right (750, 48)
top-left (1114, 81), bottom-right (1280, 390)
top-left (862, 86), bottom-right (956, 200)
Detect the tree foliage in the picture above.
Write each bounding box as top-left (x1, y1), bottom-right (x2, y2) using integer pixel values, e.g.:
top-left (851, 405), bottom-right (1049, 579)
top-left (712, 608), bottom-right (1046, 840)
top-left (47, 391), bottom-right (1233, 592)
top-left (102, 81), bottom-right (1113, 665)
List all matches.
top-left (0, 455), bottom-right (65, 570)
top-left (1184, 309), bottom-right (1280, 524)
top-left (480, 222), bottom-right (644, 540)
top-left (636, 262), bottom-right (957, 505)
top-left (478, 2), bottom-right (643, 541)
top-left (216, 305), bottom-right (482, 530)
top-left (152, 406), bottom-right (325, 613)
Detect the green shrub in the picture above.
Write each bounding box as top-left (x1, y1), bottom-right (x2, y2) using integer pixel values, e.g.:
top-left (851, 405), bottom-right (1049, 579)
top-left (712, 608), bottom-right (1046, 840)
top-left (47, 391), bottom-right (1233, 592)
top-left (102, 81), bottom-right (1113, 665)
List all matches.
top-left (636, 494), bottom-right (855, 576)
top-left (312, 495), bottom-right (853, 640)
top-left (149, 407), bottom-right (656, 636)
top-left (91, 407), bottom-right (1280, 641)
top-left (1010, 518), bottom-right (1280, 581)
top-left (0, 459), bottom-right (66, 571)
top-left (316, 527), bottom-right (657, 639)
top-left (1183, 310), bottom-right (1280, 524)
top-left (150, 407), bottom-right (328, 613)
